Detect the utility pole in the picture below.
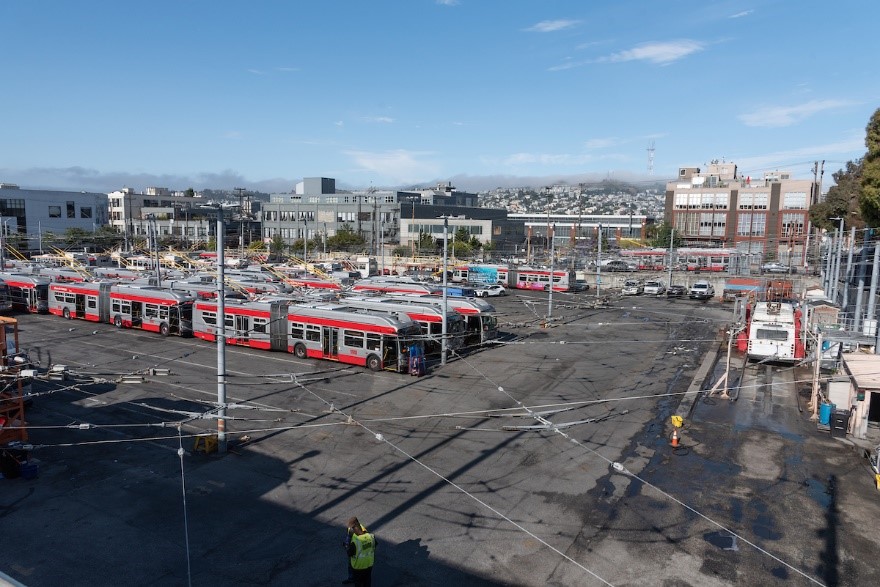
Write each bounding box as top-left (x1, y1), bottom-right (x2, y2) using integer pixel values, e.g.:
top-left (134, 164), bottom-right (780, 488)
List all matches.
top-left (596, 223), bottom-right (603, 299)
top-left (548, 223), bottom-right (555, 319)
top-left (441, 216), bottom-right (448, 366)
top-left (234, 187), bottom-right (246, 258)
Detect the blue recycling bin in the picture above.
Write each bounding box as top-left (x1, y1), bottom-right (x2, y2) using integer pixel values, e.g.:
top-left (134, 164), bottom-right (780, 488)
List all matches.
top-left (819, 403), bottom-right (835, 426)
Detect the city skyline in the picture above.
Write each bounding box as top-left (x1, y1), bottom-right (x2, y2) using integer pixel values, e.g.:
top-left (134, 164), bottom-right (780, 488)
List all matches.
top-left (1, 1), bottom-right (876, 194)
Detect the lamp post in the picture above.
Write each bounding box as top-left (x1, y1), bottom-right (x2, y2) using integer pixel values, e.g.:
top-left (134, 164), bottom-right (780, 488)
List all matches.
top-left (199, 203), bottom-right (232, 454)
top-left (441, 216), bottom-right (449, 366)
top-left (829, 217), bottom-right (844, 302)
top-left (548, 223), bottom-right (555, 318)
top-left (304, 218), bottom-right (309, 262)
top-left (596, 223), bottom-right (602, 299)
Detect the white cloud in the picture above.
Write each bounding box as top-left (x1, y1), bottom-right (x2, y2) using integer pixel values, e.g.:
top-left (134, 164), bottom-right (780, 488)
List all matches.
top-left (599, 40), bottom-right (705, 66)
top-left (734, 133), bottom-right (865, 177)
top-left (525, 19), bottom-right (580, 33)
top-left (584, 137), bottom-right (619, 150)
top-left (334, 121), bottom-right (344, 127)
top-left (363, 116), bottom-right (395, 124)
top-left (502, 152), bottom-right (595, 166)
top-left (729, 10), bottom-right (754, 19)
top-left (548, 59), bottom-right (589, 72)
top-left (436, 0), bottom-right (459, 5)
top-left (247, 69), bottom-right (266, 75)
top-left (738, 99), bottom-right (853, 128)
top-left (345, 149), bottom-right (439, 183)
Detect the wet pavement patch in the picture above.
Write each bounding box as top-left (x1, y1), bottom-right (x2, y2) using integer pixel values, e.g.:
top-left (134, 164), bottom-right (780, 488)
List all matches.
top-left (804, 477), bottom-right (833, 509)
top-left (704, 530), bottom-right (739, 551)
top-left (771, 566), bottom-right (790, 579)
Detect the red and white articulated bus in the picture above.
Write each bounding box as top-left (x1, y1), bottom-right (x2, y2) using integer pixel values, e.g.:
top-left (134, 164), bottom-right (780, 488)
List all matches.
top-left (677, 248), bottom-right (738, 272)
top-left (191, 299), bottom-right (423, 373)
top-left (512, 268), bottom-right (576, 292)
top-left (191, 298), bottom-right (290, 351)
top-left (0, 273), bottom-right (50, 313)
top-left (335, 297), bottom-right (466, 352)
top-left (619, 249), bottom-right (669, 271)
top-left (48, 282), bottom-right (194, 336)
top-left (351, 278), bottom-right (439, 296)
top-left (355, 293), bottom-right (499, 346)
top-left (451, 264), bottom-right (513, 286)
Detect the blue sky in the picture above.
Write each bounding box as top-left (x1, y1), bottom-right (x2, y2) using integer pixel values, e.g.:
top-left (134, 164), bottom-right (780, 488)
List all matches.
top-left (2, 0), bottom-right (877, 194)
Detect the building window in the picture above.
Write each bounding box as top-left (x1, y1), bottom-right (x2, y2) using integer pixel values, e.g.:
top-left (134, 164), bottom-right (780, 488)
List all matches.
top-left (783, 192), bottom-right (807, 209)
top-left (80, 207), bottom-right (92, 219)
top-left (67, 201), bottom-right (76, 218)
top-left (738, 193), bottom-right (768, 210)
top-left (736, 213), bottom-right (766, 236)
top-left (49, 206), bottom-right (61, 218)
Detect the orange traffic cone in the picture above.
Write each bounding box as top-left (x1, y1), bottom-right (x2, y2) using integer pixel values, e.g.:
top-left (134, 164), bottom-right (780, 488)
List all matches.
top-left (671, 429), bottom-right (679, 448)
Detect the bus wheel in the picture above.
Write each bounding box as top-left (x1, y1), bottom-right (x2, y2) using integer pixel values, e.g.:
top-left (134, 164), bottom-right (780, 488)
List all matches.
top-left (159, 322), bottom-right (170, 337)
top-left (293, 343), bottom-right (307, 359)
top-left (113, 315), bottom-right (123, 328)
top-left (366, 354), bottom-right (382, 372)
top-left (62, 307), bottom-right (71, 320)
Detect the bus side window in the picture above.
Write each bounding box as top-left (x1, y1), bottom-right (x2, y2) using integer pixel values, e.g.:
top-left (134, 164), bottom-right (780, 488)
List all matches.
top-left (305, 325), bottom-right (321, 342)
top-left (344, 330), bottom-right (364, 348)
top-left (145, 303), bottom-right (159, 319)
top-left (366, 333), bottom-right (381, 351)
top-left (290, 322), bottom-right (304, 339)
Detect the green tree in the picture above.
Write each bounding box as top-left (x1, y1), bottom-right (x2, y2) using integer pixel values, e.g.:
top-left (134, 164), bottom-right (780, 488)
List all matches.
top-left (810, 159), bottom-right (863, 231)
top-left (326, 223), bottom-right (367, 252)
top-left (861, 107), bottom-right (880, 226)
top-left (184, 187), bottom-right (196, 198)
top-left (269, 234), bottom-right (286, 261)
top-left (63, 227), bottom-right (93, 247)
top-left (647, 223), bottom-right (683, 249)
top-left (417, 231), bottom-right (436, 254)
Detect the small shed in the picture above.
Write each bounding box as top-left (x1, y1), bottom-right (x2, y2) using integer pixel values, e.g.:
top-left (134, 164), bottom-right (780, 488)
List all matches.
top-left (805, 299), bottom-right (840, 330)
top-left (840, 354), bottom-right (880, 440)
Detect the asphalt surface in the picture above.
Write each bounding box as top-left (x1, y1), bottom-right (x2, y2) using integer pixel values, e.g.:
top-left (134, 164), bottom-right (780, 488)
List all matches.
top-left (2, 288), bottom-right (878, 586)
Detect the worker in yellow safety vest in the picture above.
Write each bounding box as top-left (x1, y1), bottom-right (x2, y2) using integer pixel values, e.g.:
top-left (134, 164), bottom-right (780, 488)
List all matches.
top-left (345, 516), bottom-right (376, 587)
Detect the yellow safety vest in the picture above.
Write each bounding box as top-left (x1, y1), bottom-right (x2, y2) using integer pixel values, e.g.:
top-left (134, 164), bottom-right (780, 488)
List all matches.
top-left (350, 532), bottom-right (376, 570)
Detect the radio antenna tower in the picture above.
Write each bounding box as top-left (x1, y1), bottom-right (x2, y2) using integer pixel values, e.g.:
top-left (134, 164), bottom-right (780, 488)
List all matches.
top-left (647, 140), bottom-right (655, 176)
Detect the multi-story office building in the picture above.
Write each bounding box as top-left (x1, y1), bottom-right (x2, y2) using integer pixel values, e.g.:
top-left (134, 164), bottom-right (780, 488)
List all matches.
top-left (261, 178), bottom-right (523, 256)
top-left (664, 162), bottom-right (818, 265)
top-left (108, 187), bottom-right (216, 246)
top-left (508, 212), bottom-right (649, 250)
top-left (0, 183), bottom-right (109, 252)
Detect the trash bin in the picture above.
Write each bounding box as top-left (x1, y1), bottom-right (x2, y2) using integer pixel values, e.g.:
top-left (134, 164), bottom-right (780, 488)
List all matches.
top-left (830, 409), bottom-right (850, 438)
top-left (819, 403), bottom-right (835, 426)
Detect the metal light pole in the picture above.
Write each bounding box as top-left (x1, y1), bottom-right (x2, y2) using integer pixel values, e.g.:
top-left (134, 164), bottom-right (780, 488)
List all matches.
top-left (200, 204), bottom-right (229, 454)
top-left (596, 223), bottom-right (602, 299)
top-left (842, 226), bottom-right (856, 312)
top-left (303, 219), bottom-right (308, 263)
top-left (441, 217), bottom-right (448, 366)
top-left (548, 223), bottom-right (555, 318)
top-left (831, 217), bottom-right (844, 303)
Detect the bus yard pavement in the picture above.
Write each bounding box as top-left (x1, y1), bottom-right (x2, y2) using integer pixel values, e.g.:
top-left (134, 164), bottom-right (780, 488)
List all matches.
top-left (2, 291), bottom-right (879, 586)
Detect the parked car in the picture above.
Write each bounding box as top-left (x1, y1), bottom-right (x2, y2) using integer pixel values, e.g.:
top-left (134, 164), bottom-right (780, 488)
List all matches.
top-left (761, 262), bottom-right (794, 274)
top-left (474, 284), bottom-right (507, 297)
top-left (604, 260), bottom-right (636, 272)
top-left (689, 280), bottom-right (715, 300)
top-left (622, 279), bottom-right (643, 295)
top-left (666, 284), bottom-right (687, 298)
top-left (573, 279), bottom-right (591, 292)
top-left (643, 280), bottom-right (666, 295)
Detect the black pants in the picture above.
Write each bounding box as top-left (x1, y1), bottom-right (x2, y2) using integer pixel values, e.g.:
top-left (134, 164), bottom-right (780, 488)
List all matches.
top-left (352, 566), bottom-right (372, 587)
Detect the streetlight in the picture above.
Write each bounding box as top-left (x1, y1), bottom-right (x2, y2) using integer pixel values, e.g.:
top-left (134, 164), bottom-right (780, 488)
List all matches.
top-left (441, 216), bottom-right (449, 366)
top-left (596, 223), bottom-right (603, 299)
top-left (829, 217), bottom-right (844, 302)
top-left (199, 202), bottom-right (238, 455)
